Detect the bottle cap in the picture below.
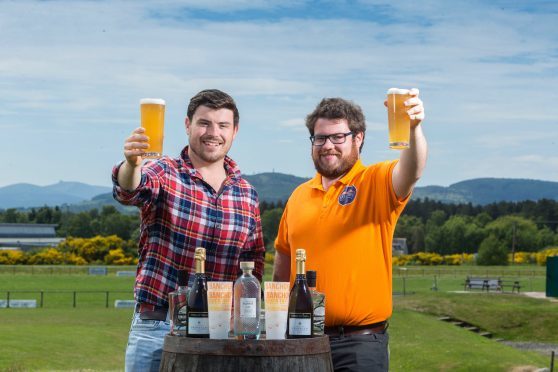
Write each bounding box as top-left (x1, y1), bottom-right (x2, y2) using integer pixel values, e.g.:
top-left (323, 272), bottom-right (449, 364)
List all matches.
top-left (177, 269), bottom-right (189, 286)
top-left (295, 248), bottom-right (306, 261)
top-left (240, 261), bottom-right (254, 270)
top-left (194, 247), bottom-right (206, 260)
top-left (306, 270), bottom-right (317, 287)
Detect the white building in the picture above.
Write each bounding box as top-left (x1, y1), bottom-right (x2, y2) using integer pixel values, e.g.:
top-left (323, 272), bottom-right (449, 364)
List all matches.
top-left (392, 238), bottom-right (408, 256)
top-left (0, 223), bottom-right (65, 251)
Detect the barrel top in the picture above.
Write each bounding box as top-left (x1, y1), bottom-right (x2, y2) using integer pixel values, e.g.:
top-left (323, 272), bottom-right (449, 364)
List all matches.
top-left (163, 335), bottom-right (331, 356)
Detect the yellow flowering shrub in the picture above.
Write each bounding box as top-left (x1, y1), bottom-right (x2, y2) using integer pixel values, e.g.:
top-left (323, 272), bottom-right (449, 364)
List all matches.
top-left (0, 250), bottom-right (28, 265)
top-left (536, 247), bottom-right (558, 265)
top-left (104, 248), bottom-right (135, 265)
top-left (264, 252), bottom-right (275, 265)
top-left (509, 251), bottom-right (536, 265)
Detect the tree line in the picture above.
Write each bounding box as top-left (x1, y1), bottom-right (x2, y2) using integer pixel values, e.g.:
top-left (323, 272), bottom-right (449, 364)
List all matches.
top-left (1, 198), bottom-right (557, 265)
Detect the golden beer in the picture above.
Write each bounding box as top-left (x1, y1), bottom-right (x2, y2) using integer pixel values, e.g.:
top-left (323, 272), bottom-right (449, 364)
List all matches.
top-left (140, 98), bottom-right (165, 158)
top-left (386, 88), bottom-right (411, 149)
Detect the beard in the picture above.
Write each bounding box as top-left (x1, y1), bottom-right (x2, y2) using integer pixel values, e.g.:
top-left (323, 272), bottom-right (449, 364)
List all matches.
top-left (189, 134), bottom-right (230, 163)
top-left (312, 141), bottom-right (359, 179)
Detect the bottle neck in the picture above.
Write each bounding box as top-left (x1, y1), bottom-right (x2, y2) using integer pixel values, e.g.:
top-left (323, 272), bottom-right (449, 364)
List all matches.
top-left (195, 259), bottom-right (205, 274)
top-left (242, 269), bottom-right (253, 276)
top-left (296, 259), bottom-right (305, 275)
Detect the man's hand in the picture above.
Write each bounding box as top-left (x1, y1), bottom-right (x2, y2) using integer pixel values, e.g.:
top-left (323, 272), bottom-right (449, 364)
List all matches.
top-left (124, 127), bottom-right (149, 166)
top-left (383, 88), bottom-right (425, 126)
top-left (406, 88), bottom-right (425, 126)
top-left (118, 127), bottom-right (147, 191)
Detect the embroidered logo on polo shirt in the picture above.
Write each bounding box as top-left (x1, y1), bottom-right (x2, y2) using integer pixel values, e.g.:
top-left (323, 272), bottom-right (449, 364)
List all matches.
top-left (338, 185), bottom-right (357, 206)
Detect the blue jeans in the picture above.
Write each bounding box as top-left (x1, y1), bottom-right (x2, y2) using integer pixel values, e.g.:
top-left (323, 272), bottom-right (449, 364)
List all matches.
top-left (125, 311), bottom-right (171, 372)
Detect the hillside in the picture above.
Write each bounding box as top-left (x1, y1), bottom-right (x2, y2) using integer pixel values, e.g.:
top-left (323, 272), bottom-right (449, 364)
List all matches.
top-left (413, 178), bottom-right (558, 205)
top-left (0, 181), bottom-right (111, 209)
top-left (1, 175), bottom-right (557, 210)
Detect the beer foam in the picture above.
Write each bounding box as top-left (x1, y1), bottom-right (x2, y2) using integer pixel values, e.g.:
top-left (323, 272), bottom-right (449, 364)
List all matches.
top-left (140, 98), bottom-right (165, 105)
top-left (387, 88), bottom-right (410, 95)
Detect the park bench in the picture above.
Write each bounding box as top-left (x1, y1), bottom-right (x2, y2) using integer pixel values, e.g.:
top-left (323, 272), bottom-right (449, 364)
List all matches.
top-left (464, 277), bottom-right (501, 292)
top-left (500, 279), bottom-right (521, 293)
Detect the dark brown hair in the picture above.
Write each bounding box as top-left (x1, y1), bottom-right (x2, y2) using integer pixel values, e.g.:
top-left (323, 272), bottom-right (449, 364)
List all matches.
top-left (306, 97), bottom-right (366, 151)
top-left (187, 89), bottom-right (239, 126)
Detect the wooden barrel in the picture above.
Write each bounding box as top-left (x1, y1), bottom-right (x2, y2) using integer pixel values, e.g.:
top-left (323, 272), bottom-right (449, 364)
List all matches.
top-left (159, 335), bottom-right (333, 372)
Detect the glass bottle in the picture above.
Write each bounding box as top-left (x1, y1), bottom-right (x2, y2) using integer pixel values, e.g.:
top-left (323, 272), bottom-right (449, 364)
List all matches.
top-left (233, 261), bottom-right (261, 340)
top-left (287, 249), bottom-right (313, 338)
top-left (187, 247), bottom-right (209, 338)
top-left (168, 269), bottom-right (189, 336)
top-left (306, 270), bottom-right (325, 336)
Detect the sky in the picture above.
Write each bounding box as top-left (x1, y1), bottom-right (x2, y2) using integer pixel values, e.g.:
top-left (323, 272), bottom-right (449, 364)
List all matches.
top-left (1, 0), bottom-right (557, 188)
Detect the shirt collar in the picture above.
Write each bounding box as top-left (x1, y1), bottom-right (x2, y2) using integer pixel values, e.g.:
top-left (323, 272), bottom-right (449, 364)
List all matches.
top-left (309, 159), bottom-right (366, 190)
top-left (179, 146), bottom-right (241, 182)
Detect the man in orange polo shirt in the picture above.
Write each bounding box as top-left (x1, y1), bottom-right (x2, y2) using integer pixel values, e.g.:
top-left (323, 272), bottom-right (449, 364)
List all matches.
top-left (273, 90), bottom-right (427, 371)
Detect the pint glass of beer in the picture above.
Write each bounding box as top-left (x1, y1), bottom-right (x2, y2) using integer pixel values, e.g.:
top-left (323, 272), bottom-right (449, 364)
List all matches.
top-left (386, 88), bottom-right (411, 149)
top-left (140, 98), bottom-right (165, 158)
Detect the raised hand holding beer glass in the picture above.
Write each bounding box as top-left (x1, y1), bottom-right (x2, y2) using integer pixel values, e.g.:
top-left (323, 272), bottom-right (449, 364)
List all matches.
top-left (386, 88), bottom-right (424, 149)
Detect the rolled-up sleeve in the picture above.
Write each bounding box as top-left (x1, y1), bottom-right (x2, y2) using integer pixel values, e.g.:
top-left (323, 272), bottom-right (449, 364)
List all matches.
top-left (112, 161), bottom-right (164, 209)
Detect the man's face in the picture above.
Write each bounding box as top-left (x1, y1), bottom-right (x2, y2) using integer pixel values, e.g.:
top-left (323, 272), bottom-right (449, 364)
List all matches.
top-left (186, 105), bottom-right (238, 164)
top-left (311, 118), bottom-right (362, 179)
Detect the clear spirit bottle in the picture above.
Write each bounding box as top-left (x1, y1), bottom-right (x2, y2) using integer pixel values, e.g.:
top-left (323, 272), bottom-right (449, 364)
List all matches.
top-left (306, 270), bottom-right (325, 336)
top-left (168, 269), bottom-right (189, 336)
top-left (233, 261), bottom-right (261, 340)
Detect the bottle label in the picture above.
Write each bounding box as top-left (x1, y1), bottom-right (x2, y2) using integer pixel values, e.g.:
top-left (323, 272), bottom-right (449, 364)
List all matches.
top-left (188, 312), bottom-right (209, 334)
top-left (177, 305), bottom-right (188, 324)
top-left (313, 304), bottom-right (325, 335)
top-left (240, 298), bottom-right (257, 318)
top-left (289, 313), bottom-right (312, 335)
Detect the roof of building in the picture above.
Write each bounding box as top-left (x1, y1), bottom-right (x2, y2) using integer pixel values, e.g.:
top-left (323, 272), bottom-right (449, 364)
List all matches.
top-left (0, 223), bottom-right (58, 238)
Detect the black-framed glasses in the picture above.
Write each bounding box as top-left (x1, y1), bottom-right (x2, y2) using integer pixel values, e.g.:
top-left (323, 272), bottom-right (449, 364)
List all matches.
top-left (310, 132), bottom-right (354, 146)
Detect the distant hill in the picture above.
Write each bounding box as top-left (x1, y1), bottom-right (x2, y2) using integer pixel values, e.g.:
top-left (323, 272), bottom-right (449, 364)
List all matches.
top-left (0, 181), bottom-right (111, 209)
top-left (244, 172), bottom-right (310, 203)
top-left (1, 175), bottom-right (557, 211)
top-left (412, 178), bottom-right (558, 205)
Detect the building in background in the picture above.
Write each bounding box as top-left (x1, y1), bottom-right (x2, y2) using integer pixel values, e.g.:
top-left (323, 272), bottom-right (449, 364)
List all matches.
top-left (392, 238), bottom-right (408, 256)
top-left (0, 223), bottom-right (64, 251)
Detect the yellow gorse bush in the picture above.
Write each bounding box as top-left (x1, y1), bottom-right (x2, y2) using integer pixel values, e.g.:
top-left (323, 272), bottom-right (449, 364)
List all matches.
top-left (392, 253), bottom-right (473, 266)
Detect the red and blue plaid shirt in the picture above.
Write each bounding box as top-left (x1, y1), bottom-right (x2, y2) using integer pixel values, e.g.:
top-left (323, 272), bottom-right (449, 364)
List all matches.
top-left (112, 146), bottom-right (265, 308)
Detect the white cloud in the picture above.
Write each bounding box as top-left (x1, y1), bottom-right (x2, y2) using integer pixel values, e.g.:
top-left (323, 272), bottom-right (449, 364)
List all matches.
top-left (0, 0), bottom-right (557, 187)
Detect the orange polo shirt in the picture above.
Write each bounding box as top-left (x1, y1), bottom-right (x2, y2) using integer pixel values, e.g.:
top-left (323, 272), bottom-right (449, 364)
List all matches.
top-left (275, 159), bottom-right (409, 327)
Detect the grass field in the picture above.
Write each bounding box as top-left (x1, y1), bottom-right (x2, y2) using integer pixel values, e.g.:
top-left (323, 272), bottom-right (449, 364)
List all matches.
top-left (0, 265), bottom-right (555, 371)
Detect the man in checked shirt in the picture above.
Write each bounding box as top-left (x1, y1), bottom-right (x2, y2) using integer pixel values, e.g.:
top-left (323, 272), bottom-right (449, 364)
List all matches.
top-left (112, 89), bottom-right (265, 372)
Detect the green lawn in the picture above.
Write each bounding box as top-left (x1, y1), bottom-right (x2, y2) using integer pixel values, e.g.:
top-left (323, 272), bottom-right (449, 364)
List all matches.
top-left (390, 310), bottom-right (549, 371)
top-left (0, 266), bottom-right (555, 371)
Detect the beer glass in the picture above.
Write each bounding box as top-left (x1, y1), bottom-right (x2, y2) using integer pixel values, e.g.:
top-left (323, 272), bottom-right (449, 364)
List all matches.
top-left (386, 88), bottom-right (411, 149)
top-left (140, 98), bottom-right (165, 158)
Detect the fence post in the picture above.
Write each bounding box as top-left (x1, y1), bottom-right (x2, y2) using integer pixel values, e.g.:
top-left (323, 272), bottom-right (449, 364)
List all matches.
top-left (106, 291), bottom-right (109, 308)
top-left (73, 291), bottom-right (76, 308)
top-left (7, 291), bottom-right (10, 308)
top-left (550, 350), bottom-right (554, 372)
top-left (40, 291), bottom-right (44, 308)
top-left (403, 277), bottom-right (407, 296)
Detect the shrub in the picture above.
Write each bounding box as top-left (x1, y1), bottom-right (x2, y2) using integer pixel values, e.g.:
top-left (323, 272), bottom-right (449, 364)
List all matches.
top-left (104, 248), bottom-right (135, 265)
top-left (536, 247), bottom-right (558, 265)
top-left (0, 250), bottom-right (28, 265)
top-left (477, 235), bottom-right (508, 266)
top-left (264, 252), bottom-right (275, 265)
top-left (28, 248), bottom-right (65, 265)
